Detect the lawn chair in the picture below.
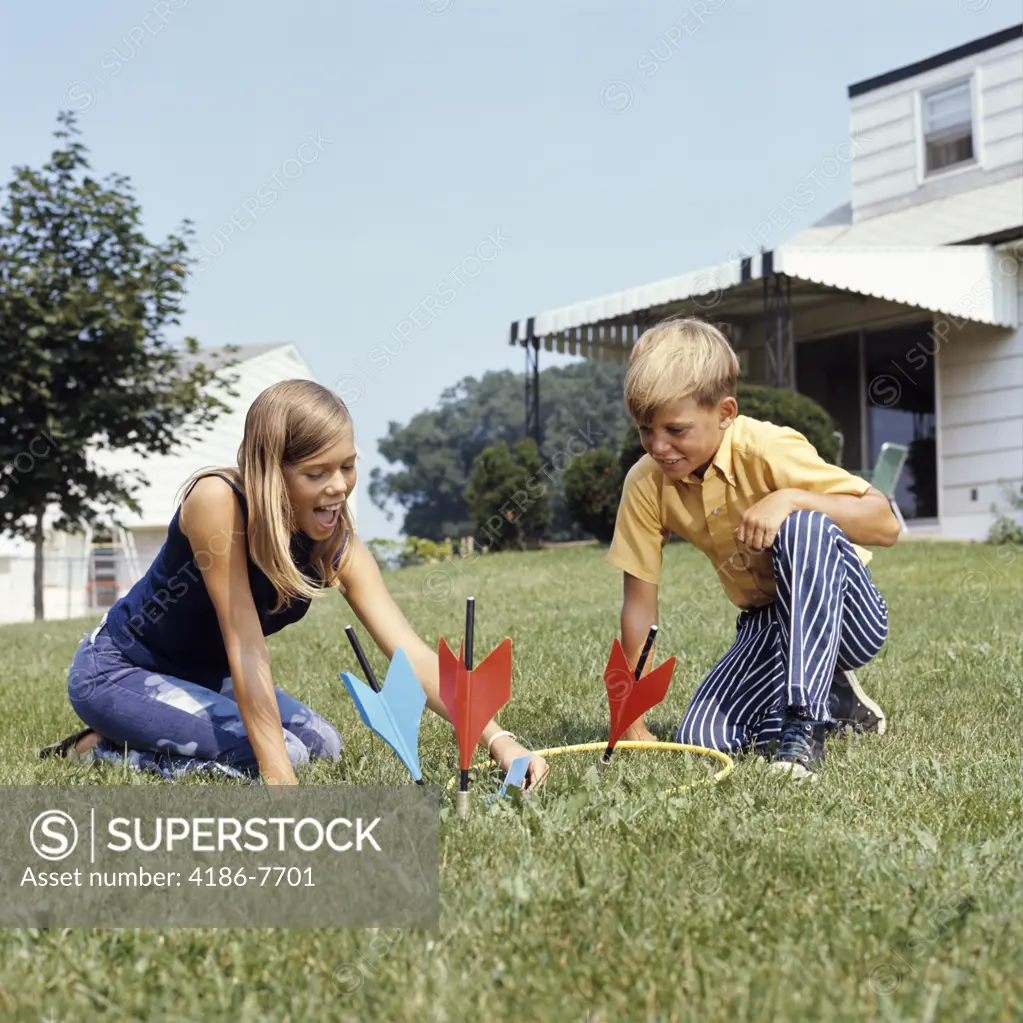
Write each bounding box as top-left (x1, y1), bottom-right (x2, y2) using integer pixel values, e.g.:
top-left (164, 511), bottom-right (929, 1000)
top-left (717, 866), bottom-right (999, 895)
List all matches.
top-left (832, 430), bottom-right (844, 467)
top-left (857, 442), bottom-right (909, 534)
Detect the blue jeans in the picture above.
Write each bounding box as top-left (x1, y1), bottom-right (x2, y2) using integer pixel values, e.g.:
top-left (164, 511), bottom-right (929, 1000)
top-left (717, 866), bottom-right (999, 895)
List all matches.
top-left (67, 619), bottom-right (344, 780)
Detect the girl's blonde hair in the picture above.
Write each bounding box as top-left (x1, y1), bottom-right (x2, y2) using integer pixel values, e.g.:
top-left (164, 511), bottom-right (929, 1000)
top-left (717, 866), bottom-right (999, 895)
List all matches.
top-left (624, 317), bottom-right (740, 423)
top-left (180, 379), bottom-right (355, 612)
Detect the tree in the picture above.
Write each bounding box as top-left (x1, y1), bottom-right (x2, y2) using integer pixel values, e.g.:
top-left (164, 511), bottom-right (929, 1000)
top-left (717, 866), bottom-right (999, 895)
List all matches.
top-left (370, 360), bottom-right (628, 540)
top-left (563, 448), bottom-right (621, 543)
top-left (465, 438), bottom-right (552, 551)
top-left (369, 371), bottom-right (524, 540)
top-left (0, 112), bottom-right (236, 619)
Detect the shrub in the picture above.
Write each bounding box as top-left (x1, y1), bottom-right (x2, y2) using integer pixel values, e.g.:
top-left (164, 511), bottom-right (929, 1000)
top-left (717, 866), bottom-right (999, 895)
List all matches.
top-left (736, 384), bottom-right (840, 463)
top-left (988, 481), bottom-right (1023, 545)
top-left (618, 427), bottom-right (646, 476)
top-left (465, 438), bottom-right (552, 550)
top-left (563, 428), bottom-right (655, 542)
top-left (563, 448), bottom-right (621, 542)
top-left (366, 536), bottom-right (455, 569)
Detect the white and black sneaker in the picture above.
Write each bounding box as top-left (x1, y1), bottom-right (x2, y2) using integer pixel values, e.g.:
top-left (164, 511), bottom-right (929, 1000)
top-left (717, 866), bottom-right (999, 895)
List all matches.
top-left (829, 669), bottom-right (886, 736)
top-left (769, 711), bottom-right (827, 779)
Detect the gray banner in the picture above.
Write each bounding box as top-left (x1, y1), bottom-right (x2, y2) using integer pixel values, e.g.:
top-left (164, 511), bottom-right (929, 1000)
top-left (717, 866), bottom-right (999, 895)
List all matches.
top-left (1, 785), bottom-right (439, 928)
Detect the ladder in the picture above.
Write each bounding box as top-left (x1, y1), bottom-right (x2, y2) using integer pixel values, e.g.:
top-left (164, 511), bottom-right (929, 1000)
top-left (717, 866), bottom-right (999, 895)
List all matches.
top-left (85, 523), bottom-right (143, 610)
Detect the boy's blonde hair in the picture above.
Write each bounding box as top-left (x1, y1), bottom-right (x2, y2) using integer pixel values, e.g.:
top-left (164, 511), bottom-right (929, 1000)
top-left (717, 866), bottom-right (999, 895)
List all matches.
top-left (180, 380), bottom-right (355, 612)
top-left (624, 317), bottom-right (740, 423)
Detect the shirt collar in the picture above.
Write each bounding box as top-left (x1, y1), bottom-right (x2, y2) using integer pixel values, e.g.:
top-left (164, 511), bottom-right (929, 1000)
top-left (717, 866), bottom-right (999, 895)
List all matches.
top-left (680, 421), bottom-right (737, 487)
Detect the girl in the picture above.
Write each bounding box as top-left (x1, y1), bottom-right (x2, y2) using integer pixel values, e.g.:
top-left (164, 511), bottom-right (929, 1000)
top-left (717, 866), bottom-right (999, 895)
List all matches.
top-left (42, 379), bottom-right (548, 788)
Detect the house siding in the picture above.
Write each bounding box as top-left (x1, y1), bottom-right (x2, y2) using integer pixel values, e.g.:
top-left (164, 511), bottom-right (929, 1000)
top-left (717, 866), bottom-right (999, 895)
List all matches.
top-left (851, 35), bottom-right (1023, 222)
top-left (936, 266), bottom-right (1023, 538)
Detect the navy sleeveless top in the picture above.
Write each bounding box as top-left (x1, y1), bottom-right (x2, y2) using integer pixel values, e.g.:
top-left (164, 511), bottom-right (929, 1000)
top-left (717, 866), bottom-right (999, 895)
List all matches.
top-left (105, 473), bottom-right (331, 690)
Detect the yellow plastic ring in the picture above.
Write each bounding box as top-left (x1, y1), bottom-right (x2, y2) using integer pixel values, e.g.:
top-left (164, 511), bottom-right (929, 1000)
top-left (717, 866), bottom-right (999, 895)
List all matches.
top-left (446, 740), bottom-right (734, 798)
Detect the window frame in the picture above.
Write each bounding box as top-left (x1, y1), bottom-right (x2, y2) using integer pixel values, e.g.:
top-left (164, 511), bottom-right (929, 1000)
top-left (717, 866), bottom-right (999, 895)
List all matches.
top-left (915, 71), bottom-right (982, 182)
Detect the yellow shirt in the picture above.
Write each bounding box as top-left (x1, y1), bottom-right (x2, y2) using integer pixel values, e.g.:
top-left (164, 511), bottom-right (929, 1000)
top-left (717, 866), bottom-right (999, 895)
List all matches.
top-left (607, 415), bottom-right (873, 610)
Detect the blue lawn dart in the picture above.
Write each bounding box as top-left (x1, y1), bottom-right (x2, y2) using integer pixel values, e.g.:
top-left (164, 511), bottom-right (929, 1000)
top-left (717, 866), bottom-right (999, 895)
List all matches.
top-left (488, 755), bottom-right (532, 804)
top-left (339, 625), bottom-right (426, 784)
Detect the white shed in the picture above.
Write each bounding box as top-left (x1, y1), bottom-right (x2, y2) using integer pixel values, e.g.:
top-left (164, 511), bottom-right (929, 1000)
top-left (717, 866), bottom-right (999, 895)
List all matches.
top-left (0, 342), bottom-right (356, 623)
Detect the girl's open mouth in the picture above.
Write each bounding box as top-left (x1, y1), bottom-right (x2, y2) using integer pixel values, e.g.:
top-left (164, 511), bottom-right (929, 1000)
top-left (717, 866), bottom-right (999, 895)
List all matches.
top-left (313, 504), bottom-right (342, 529)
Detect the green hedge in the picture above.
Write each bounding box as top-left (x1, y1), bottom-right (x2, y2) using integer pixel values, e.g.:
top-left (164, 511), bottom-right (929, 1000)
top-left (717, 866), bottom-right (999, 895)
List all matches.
top-left (563, 448), bottom-right (622, 543)
top-left (465, 438), bottom-right (552, 550)
top-left (736, 384), bottom-right (839, 464)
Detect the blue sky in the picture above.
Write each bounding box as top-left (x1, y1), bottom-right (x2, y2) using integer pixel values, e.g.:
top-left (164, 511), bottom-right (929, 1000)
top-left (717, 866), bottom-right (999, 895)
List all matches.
top-left (2, 0), bottom-right (1020, 540)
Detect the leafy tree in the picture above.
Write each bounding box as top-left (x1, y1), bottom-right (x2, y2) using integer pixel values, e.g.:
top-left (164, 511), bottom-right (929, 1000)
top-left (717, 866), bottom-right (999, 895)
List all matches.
top-left (465, 438), bottom-right (551, 551)
top-left (369, 370), bottom-right (523, 540)
top-left (0, 112), bottom-right (236, 619)
top-left (563, 448), bottom-right (621, 543)
top-left (370, 360), bottom-right (627, 540)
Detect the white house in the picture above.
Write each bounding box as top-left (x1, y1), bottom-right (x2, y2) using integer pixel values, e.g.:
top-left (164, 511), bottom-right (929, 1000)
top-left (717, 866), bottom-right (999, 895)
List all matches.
top-left (510, 24), bottom-right (1023, 541)
top-left (0, 342), bottom-right (355, 624)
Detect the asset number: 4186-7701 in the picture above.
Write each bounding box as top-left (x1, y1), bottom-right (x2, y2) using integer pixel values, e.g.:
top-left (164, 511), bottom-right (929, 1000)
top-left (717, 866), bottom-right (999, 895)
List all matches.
top-left (188, 866), bottom-right (316, 887)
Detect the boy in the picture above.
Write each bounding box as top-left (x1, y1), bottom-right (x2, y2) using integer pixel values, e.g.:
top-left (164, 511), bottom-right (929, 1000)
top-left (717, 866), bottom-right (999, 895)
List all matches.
top-left (607, 318), bottom-right (899, 778)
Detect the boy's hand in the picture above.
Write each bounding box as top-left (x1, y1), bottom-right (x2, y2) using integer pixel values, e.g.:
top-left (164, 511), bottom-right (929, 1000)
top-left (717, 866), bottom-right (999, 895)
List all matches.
top-left (735, 490), bottom-right (797, 552)
top-left (491, 735), bottom-right (549, 792)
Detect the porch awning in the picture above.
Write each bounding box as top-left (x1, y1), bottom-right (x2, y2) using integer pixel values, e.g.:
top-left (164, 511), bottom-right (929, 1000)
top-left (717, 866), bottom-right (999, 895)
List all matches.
top-left (509, 243), bottom-right (1019, 358)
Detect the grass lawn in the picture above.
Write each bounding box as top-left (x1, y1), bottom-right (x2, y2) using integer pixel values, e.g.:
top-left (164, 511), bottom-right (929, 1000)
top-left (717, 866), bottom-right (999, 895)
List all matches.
top-left (1, 540), bottom-right (1021, 1022)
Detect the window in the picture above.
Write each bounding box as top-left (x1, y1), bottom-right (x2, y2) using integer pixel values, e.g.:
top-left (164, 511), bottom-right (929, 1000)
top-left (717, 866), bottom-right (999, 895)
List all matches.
top-left (921, 78), bottom-right (975, 175)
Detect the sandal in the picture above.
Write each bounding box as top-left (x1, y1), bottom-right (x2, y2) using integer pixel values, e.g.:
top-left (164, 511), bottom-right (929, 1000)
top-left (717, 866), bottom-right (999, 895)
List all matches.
top-left (39, 727), bottom-right (97, 760)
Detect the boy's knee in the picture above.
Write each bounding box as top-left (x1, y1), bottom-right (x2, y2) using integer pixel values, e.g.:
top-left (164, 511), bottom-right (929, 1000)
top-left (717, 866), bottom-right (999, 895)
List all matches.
top-left (776, 509), bottom-right (837, 547)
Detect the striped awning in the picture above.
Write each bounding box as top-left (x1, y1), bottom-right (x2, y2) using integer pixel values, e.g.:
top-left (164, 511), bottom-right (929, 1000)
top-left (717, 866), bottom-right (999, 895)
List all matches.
top-left (510, 243), bottom-right (1019, 360)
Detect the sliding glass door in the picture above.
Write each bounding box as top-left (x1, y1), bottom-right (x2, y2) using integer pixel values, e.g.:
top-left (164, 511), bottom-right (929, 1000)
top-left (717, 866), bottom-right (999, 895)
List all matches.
top-left (864, 326), bottom-right (937, 521)
top-left (796, 323), bottom-right (937, 520)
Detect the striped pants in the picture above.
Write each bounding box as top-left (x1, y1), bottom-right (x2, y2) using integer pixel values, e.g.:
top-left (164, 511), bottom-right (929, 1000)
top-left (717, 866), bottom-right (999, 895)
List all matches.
top-left (676, 510), bottom-right (889, 753)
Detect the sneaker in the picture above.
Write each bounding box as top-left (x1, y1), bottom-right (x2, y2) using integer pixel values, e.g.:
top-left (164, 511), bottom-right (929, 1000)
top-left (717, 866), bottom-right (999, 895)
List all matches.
top-left (769, 711), bottom-right (827, 779)
top-left (829, 669), bottom-right (886, 736)
top-left (38, 728), bottom-right (100, 763)
top-left (38, 727), bottom-right (93, 759)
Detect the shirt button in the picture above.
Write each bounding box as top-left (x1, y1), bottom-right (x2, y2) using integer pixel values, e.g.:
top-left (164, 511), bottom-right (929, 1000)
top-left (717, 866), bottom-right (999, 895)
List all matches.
top-left (713, 508), bottom-right (720, 516)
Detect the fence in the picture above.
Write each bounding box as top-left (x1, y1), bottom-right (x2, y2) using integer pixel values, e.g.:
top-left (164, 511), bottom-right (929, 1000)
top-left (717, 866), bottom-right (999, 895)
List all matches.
top-left (0, 553), bottom-right (134, 624)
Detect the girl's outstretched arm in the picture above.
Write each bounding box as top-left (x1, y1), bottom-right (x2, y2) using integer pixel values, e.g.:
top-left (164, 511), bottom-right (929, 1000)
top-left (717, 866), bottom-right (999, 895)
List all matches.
top-left (338, 536), bottom-right (549, 789)
top-left (181, 477), bottom-right (298, 786)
